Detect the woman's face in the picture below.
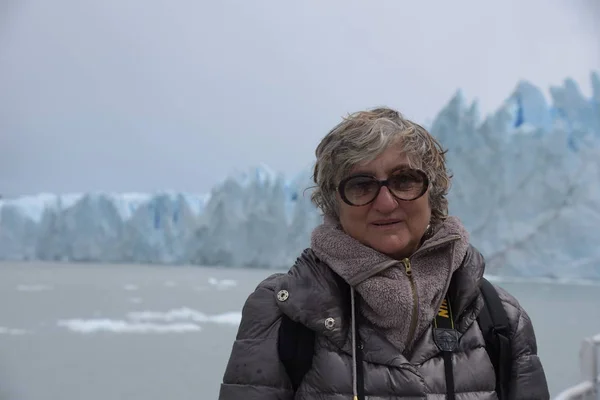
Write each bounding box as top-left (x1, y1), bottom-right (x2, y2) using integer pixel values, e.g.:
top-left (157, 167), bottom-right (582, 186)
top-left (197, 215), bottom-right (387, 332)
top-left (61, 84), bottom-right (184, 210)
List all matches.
top-left (336, 144), bottom-right (431, 259)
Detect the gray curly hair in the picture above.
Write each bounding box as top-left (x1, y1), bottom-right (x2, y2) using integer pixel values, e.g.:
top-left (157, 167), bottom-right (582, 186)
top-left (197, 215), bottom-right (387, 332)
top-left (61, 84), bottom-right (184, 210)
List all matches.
top-left (311, 107), bottom-right (451, 227)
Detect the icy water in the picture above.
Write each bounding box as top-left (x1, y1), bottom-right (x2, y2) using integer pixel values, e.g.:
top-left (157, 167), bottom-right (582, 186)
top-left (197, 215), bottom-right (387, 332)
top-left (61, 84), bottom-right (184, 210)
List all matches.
top-left (0, 261), bottom-right (599, 400)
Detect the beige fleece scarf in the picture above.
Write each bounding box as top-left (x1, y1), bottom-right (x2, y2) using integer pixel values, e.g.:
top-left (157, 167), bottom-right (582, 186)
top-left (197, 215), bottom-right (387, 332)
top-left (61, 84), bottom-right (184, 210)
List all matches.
top-left (310, 215), bottom-right (470, 354)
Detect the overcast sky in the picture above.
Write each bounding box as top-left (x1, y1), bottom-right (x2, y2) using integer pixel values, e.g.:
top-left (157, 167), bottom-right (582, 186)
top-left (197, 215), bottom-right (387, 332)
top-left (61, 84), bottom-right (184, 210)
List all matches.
top-left (1, 0), bottom-right (599, 197)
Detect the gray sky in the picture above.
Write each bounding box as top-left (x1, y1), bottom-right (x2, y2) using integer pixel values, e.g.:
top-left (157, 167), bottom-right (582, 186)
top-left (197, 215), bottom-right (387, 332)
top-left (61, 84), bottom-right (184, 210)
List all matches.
top-left (1, 0), bottom-right (599, 197)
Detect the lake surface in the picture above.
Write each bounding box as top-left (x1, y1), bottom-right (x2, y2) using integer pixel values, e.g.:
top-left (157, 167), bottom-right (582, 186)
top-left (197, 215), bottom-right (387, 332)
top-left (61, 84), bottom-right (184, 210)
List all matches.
top-left (1, 261), bottom-right (599, 399)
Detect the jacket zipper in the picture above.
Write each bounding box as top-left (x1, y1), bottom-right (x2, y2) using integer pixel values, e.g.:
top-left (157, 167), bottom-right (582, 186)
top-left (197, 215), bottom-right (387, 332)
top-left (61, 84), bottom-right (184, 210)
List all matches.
top-left (401, 258), bottom-right (419, 349)
top-left (400, 234), bottom-right (461, 349)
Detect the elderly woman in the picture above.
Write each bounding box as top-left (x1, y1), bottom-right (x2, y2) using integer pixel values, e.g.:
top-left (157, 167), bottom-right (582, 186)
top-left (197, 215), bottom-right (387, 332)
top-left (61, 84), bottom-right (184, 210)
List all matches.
top-left (218, 108), bottom-right (549, 399)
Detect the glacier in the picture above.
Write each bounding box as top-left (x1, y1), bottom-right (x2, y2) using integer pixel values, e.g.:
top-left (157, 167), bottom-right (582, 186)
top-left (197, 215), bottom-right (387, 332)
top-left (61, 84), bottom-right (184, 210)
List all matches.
top-left (1, 72), bottom-right (599, 279)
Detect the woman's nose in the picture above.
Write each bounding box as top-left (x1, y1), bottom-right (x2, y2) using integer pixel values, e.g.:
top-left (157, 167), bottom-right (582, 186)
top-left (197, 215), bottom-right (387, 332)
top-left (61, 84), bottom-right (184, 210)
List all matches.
top-left (372, 186), bottom-right (398, 212)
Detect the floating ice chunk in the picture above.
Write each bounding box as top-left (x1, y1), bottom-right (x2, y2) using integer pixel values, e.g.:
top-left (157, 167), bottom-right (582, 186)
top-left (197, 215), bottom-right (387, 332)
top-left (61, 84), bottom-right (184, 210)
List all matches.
top-left (16, 284), bottom-right (52, 292)
top-left (208, 277), bottom-right (237, 290)
top-left (127, 307), bottom-right (241, 326)
top-left (56, 319), bottom-right (201, 334)
top-left (0, 327), bottom-right (30, 335)
top-left (56, 307), bottom-right (241, 335)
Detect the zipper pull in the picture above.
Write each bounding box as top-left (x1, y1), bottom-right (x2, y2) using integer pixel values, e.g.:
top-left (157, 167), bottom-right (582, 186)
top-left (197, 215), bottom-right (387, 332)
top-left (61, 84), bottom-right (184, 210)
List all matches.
top-left (402, 258), bottom-right (412, 277)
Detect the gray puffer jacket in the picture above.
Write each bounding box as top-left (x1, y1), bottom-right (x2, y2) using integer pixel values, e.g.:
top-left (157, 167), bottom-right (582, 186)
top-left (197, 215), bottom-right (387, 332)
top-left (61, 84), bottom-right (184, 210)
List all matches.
top-left (219, 247), bottom-right (549, 399)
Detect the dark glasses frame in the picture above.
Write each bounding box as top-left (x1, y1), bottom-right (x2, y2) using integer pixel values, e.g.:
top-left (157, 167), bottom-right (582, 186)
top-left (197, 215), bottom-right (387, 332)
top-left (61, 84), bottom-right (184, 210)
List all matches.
top-left (337, 168), bottom-right (429, 206)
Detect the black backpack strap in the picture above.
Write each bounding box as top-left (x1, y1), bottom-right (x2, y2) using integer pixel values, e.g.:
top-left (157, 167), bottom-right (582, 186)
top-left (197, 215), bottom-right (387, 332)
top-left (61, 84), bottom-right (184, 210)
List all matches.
top-left (477, 278), bottom-right (512, 400)
top-left (277, 314), bottom-right (315, 392)
top-left (354, 294), bottom-right (365, 400)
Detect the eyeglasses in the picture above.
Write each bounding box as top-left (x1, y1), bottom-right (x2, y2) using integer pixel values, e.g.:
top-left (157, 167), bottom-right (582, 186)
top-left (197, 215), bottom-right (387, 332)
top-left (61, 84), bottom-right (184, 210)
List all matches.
top-left (338, 168), bottom-right (429, 206)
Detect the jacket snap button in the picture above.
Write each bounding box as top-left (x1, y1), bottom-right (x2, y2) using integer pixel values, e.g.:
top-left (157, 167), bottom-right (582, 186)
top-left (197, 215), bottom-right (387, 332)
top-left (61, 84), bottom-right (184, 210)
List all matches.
top-left (277, 290), bottom-right (289, 302)
top-left (324, 317), bottom-right (335, 330)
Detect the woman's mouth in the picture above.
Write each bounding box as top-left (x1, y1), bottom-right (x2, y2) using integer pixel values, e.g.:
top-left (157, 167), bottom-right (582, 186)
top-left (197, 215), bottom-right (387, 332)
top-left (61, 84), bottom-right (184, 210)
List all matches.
top-left (372, 219), bottom-right (402, 227)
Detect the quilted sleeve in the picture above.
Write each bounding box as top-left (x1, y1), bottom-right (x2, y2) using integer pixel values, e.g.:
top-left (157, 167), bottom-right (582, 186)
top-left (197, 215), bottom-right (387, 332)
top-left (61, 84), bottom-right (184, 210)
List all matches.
top-left (218, 274), bottom-right (294, 400)
top-left (496, 285), bottom-right (550, 400)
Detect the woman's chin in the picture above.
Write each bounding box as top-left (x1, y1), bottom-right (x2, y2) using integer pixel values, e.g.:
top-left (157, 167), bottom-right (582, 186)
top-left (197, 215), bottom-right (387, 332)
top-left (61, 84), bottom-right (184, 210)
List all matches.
top-left (369, 236), bottom-right (414, 259)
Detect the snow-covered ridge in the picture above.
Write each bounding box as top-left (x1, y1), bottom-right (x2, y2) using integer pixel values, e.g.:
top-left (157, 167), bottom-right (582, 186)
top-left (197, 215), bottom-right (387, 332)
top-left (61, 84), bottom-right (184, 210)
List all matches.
top-left (0, 191), bottom-right (211, 222)
top-left (1, 72), bottom-right (599, 279)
